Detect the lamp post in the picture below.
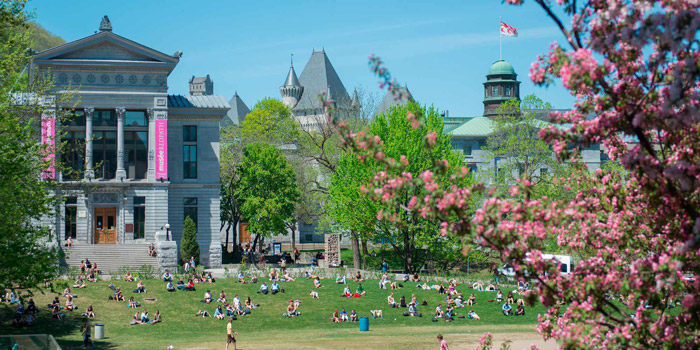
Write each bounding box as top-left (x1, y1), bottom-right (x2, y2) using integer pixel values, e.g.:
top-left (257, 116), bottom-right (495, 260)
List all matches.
top-left (165, 223), bottom-right (170, 241)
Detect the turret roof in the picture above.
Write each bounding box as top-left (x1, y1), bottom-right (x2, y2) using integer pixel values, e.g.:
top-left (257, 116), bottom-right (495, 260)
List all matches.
top-left (488, 60), bottom-right (516, 76)
top-left (283, 65), bottom-right (301, 87)
top-left (225, 91), bottom-right (250, 125)
top-left (294, 50), bottom-right (351, 111)
top-left (375, 86), bottom-right (414, 115)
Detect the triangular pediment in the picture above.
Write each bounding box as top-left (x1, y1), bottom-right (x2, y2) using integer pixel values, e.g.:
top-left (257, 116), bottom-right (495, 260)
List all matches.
top-left (34, 31), bottom-right (178, 66)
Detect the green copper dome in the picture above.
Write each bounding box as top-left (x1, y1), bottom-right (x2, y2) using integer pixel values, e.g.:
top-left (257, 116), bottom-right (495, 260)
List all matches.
top-left (488, 60), bottom-right (516, 76)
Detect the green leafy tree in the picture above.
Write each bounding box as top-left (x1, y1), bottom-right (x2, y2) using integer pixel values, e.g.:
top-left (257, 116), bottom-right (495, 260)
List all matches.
top-left (240, 97), bottom-right (299, 144)
top-left (236, 142), bottom-right (300, 249)
top-left (25, 21), bottom-right (64, 52)
top-left (180, 216), bottom-right (200, 265)
top-left (0, 1), bottom-right (65, 292)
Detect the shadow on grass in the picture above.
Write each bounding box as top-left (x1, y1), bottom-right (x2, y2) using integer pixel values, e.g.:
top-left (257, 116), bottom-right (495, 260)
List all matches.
top-left (0, 304), bottom-right (119, 350)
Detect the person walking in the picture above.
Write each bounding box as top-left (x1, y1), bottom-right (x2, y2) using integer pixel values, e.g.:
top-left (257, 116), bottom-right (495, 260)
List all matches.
top-left (81, 319), bottom-right (92, 349)
top-left (226, 317), bottom-right (238, 350)
top-left (437, 334), bottom-right (448, 350)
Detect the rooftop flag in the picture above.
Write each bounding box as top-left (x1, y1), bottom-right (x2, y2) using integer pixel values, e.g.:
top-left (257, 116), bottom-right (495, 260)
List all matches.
top-left (500, 21), bottom-right (518, 37)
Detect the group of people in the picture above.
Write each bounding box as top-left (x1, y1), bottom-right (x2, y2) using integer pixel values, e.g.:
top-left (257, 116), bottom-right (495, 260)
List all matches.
top-left (130, 309), bottom-right (161, 325)
top-left (196, 293), bottom-right (259, 320)
top-left (331, 308), bottom-right (358, 323)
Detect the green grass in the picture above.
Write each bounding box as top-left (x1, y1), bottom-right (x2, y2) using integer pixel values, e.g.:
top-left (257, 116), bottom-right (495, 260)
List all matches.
top-left (1, 277), bottom-right (545, 349)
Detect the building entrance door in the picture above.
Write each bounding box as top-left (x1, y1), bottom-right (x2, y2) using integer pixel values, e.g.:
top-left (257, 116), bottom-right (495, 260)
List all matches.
top-left (94, 207), bottom-right (117, 244)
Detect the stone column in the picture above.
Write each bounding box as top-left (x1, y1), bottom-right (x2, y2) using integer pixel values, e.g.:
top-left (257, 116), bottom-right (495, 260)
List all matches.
top-left (147, 108), bottom-right (156, 181)
top-left (84, 107), bottom-right (94, 179)
top-left (115, 107), bottom-right (126, 180)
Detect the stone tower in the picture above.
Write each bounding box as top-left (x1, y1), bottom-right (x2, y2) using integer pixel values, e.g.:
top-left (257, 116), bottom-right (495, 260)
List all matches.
top-left (189, 75), bottom-right (214, 96)
top-left (483, 60), bottom-right (520, 117)
top-left (280, 64), bottom-right (303, 109)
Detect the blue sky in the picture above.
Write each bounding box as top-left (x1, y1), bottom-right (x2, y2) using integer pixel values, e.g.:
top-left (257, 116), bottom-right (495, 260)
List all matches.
top-left (28, 0), bottom-right (575, 117)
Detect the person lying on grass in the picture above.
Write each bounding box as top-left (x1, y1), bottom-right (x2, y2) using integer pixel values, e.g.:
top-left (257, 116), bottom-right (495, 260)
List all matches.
top-left (196, 310), bottom-right (211, 318)
top-left (271, 281), bottom-right (280, 294)
top-left (468, 309), bottom-right (480, 320)
top-left (133, 281), bottom-right (147, 294)
top-left (340, 308), bottom-right (349, 321)
top-left (370, 309), bottom-right (383, 318)
top-left (336, 275), bottom-right (346, 284)
top-left (486, 283), bottom-right (497, 291)
top-left (282, 269), bottom-right (295, 282)
top-left (258, 282), bottom-right (269, 295)
top-left (350, 309), bottom-right (358, 322)
top-left (215, 305), bottom-right (226, 320)
top-left (314, 277), bottom-right (322, 289)
top-left (125, 271), bottom-right (134, 282)
top-left (166, 281), bottom-right (176, 292)
top-left (331, 309), bottom-right (341, 323)
top-left (388, 292), bottom-right (397, 307)
top-left (310, 290), bottom-right (319, 298)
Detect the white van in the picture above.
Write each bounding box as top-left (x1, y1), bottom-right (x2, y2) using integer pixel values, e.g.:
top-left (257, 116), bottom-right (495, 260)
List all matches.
top-left (542, 254), bottom-right (575, 276)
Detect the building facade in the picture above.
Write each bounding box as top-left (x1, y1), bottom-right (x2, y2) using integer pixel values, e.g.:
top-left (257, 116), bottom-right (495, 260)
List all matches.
top-left (34, 17), bottom-right (228, 267)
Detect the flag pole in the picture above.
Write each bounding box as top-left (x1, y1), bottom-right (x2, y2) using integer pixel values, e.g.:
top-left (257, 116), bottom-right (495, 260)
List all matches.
top-left (499, 17), bottom-right (502, 60)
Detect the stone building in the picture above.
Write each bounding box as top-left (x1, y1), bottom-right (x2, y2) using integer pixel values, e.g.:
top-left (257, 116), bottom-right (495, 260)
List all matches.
top-left (34, 16), bottom-right (229, 268)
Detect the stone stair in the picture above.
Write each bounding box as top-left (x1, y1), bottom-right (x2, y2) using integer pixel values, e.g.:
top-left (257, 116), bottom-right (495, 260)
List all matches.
top-left (62, 244), bottom-right (159, 274)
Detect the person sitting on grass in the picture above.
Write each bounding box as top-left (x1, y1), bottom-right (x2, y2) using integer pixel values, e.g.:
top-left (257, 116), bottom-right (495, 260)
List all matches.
top-left (438, 283), bottom-right (446, 294)
top-left (236, 271), bottom-right (246, 284)
top-left (148, 243), bottom-right (156, 257)
top-left (502, 302), bottom-right (512, 316)
top-left (176, 278), bottom-right (185, 290)
top-left (250, 275), bottom-right (259, 283)
top-left (310, 290), bottom-right (319, 298)
top-left (245, 296), bottom-right (258, 310)
top-left (87, 271), bottom-right (97, 283)
top-left (342, 284), bottom-right (352, 297)
top-left (48, 296), bottom-right (61, 309)
top-left (282, 269), bottom-right (295, 282)
top-left (63, 287), bottom-right (72, 297)
top-left (26, 299), bottom-right (37, 313)
top-left (314, 277), bottom-right (322, 289)
top-left (52, 305), bottom-right (65, 320)
top-left (140, 309), bottom-right (149, 323)
top-left (128, 297), bottom-right (139, 309)
top-left (435, 304), bottom-right (444, 318)
top-left (335, 275), bottom-right (346, 284)
top-left (399, 295), bottom-right (407, 308)
top-left (162, 270), bottom-right (173, 282)
top-left (196, 310), bottom-right (210, 318)
top-left (285, 300), bottom-right (299, 317)
top-left (515, 299), bottom-right (525, 316)
top-left (388, 292), bottom-right (397, 308)
top-left (340, 308), bottom-right (349, 321)
top-left (185, 279), bottom-right (196, 291)
top-left (73, 276), bottom-right (86, 289)
top-left (350, 309), bottom-right (358, 322)
top-left (218, 290), bottom-right (227, 303)
top-left (207, 272), bottom-right (216, 283)
top-left (486, 283), bottom-right (497, 291)
top-left (379, 273), bottom-right (389, 290)
top-left (445, 304), bottom-right (454, 322)
top-left (125, 271), bottom-right (134, 282)
top-left (354, 271), bottom-right (364, 282)
top-left (506, 291), bottom-right (515, 305)
top-left (370, 309), bottom-right (383, 318)
top-left (114, 288), bottom-right (125, 301)
top-left (108, 282), bottom-right (116, 291)
top-left (271, 281), bottom-right (280, 295)
top-left (411, 273), bottom-right (421, 282)
top-left (355, 283), bottom-right (366, 296)
top-left (203, 290), bottom-right (213, 303)
top-left (65, 295), bottom-right (76, 311)
top-left (83, 305), bottom-right (95, 318)
top-left (215, 305), bottom-right (225, 320)
top-left (408, 302), bottom-right (421, 317)
top-left (467, 293), bottom-right (476, 306)
top-left (496, 289), bottom-right (503, 302)
top-left (390, 280), bottom-right (399, 289)
top-left (151, 310), bottom-right (162, 324)
top-left (166, 281), bottom-right (176, 292)
top-left (454, 295), bottom-right (465, 308)
top-left (269, 268), bottom-right (279, 281)
top-left (133, 281), bottom-right (147, 294)
top-left (130, 312), bottom-right (142, 325)
top-left (331, 309), bottom-right (341, 323)
top-left (468, 309), bottom-right (480, 320)
top-left (410, 294), bottom-right (418, 306)
top-left (259, 282), bottom-right (269, 295)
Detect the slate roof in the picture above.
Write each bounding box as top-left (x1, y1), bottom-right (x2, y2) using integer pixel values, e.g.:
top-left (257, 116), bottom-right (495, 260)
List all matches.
top-left (375, 86), bottom-right (415, 115)
top-left (225, 92), bottom-right (251, 124)
top-left (294, 50), bottom-right (351, 111)
top-left (450, 115), bottom-right (571, 138)
top-left (284, 66), bottom-right (301, 87)
top-left (167, 94), bottom-right (229, 109)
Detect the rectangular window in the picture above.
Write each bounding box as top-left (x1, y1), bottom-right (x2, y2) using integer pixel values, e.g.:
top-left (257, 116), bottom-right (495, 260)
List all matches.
top-left (492, 86), bottom-right (498, 96)
top-left (93, 110), bottom-right (117, 127)
top-left (93, 131), bottom-right (117, 179)
top-left (505, 86), bottom-right (511, 96)
top-left (61, 131), bottom-right (85, 180)
top-left (184, 197), bottom-right (198, 228)
top-left (61, 109), bottom-right (86, 128)
top-left (183, 126), bottom-right (197, 179)
top-left (133, 196), bottom-right (145, 239)
top-left (463, 145), bottom-right (472, 156)
top-left (125, 131), bottom-right (148, 179)
top-left (125, 111), bottom-right (147, 127)
top-left (64, 196), bottom-right (77, 239)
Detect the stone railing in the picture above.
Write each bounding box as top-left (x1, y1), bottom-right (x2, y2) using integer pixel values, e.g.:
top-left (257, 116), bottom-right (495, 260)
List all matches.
top-left (155, 230), bottom-right (178, 272)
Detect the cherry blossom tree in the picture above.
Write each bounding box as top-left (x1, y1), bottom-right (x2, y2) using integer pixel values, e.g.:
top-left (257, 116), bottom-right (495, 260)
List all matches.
top-left (332, 1), bottom-right (699, 348)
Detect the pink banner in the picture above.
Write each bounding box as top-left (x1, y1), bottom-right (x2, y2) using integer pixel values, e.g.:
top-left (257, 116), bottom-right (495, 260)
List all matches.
top-left (155, 119), bottom-right (168, 180)
top-left (41, 116), bottom-right (55, 179)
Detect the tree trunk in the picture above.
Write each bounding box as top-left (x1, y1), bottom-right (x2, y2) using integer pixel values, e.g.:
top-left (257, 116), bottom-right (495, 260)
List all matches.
top-left (403, 229), bottom-right (411, 273)
top-left (350, 231), bottom-right (362, 269)
top-left (290, 224), bottom-right (296, 252)
top-left (224, 222), bottom-right (231, 253)
top-left (361, 238), bottom-right (369, 256)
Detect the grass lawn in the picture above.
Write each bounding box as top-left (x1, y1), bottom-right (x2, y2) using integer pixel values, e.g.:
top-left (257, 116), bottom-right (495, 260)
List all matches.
top-left (1, 276), bottom-right (546, 349)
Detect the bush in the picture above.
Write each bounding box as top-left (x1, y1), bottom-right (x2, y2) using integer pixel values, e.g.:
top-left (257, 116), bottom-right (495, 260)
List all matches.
top-left (136, 264), bottom-right (158, 280)
top-left (180, 216), bottom-right (200, 266)
top-left (65, 266), bottom-right (82, 281)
